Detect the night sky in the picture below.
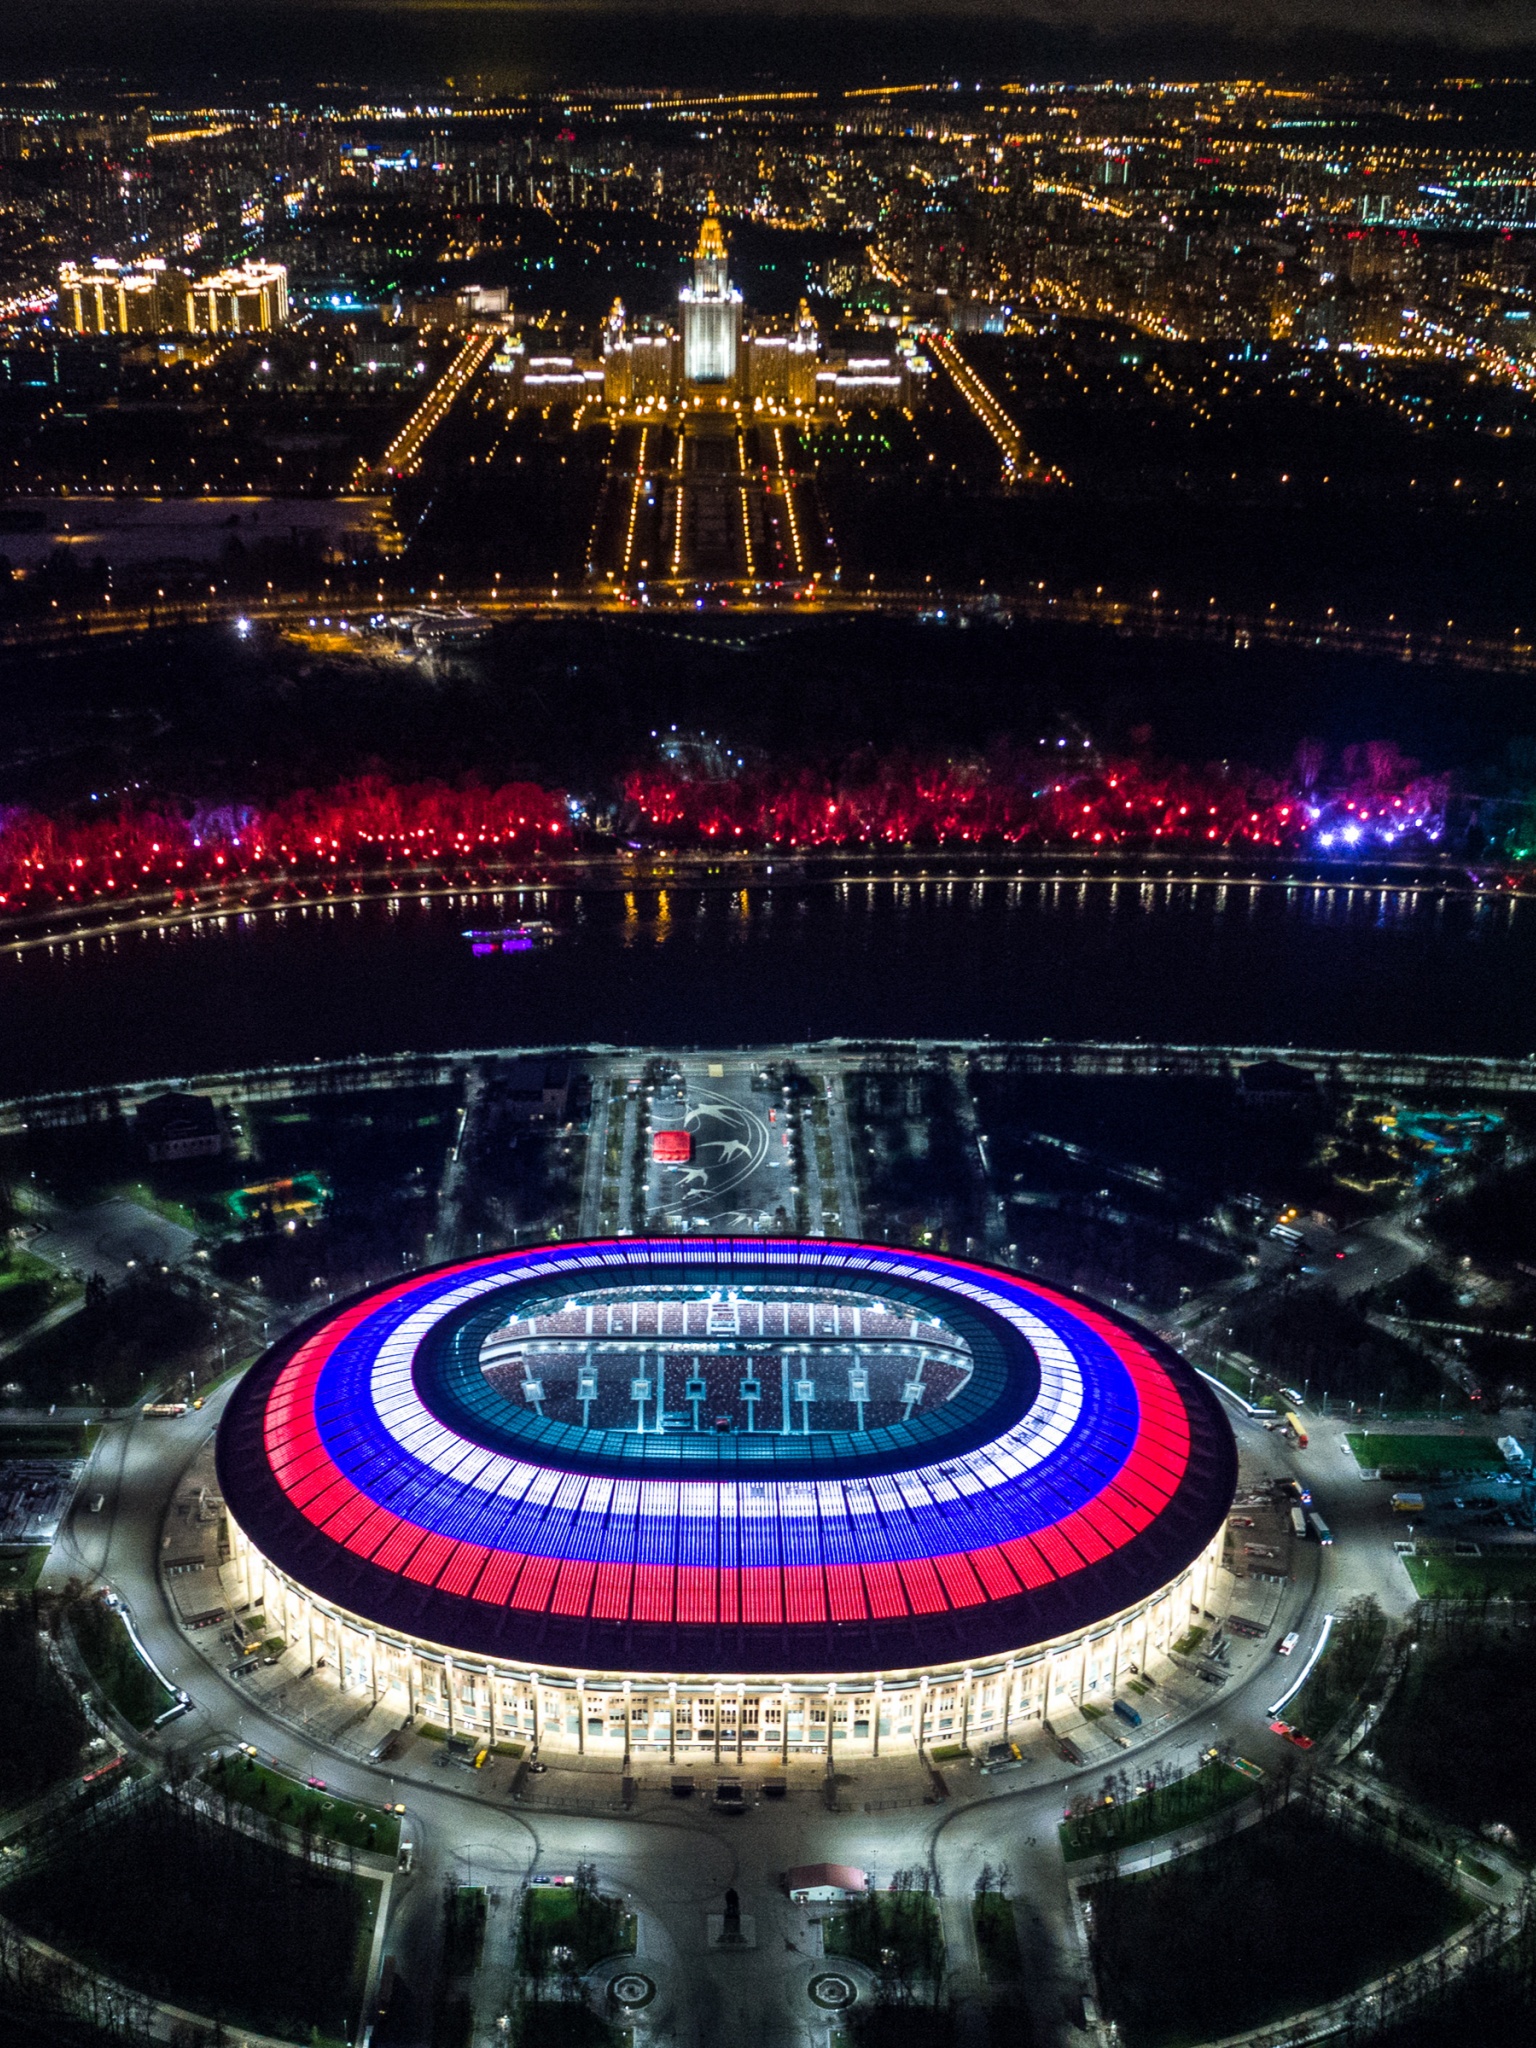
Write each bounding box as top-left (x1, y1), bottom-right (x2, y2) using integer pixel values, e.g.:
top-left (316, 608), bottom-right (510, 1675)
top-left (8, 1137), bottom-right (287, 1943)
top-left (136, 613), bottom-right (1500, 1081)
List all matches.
top-left (5, 2), bottom-right (1536, 90)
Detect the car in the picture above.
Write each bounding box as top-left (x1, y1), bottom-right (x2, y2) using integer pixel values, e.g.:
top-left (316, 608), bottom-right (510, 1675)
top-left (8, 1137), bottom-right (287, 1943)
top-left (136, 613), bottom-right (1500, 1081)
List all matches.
top-left (1268, 1720), bottom-right (1314, 1750)
top-left (979, 1740), bottom-right (1023, 1775)
top-left (392, 1802), bottom-right (407, 1815)
top-left (305, 1776), bottom-right (327, 1791)
top-left (239, 1742), bottom-right (257, 1757)
top-left (1276, 1632), bottom-right (1300, 1656)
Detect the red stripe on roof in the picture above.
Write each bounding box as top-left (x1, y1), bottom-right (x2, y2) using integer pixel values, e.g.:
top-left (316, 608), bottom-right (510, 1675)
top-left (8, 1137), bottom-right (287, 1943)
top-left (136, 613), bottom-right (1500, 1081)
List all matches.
top-left (862, 1562), bottom-right (908, 1618)
top-left (591, 1562), bottom-right (633, 1620)
top-left (825, 1562), bottom-right (869, 1621)
top-left (510, 1554), bottom-right (558, 1612)
top-left (550, 1559), bottom-right (596, 1616)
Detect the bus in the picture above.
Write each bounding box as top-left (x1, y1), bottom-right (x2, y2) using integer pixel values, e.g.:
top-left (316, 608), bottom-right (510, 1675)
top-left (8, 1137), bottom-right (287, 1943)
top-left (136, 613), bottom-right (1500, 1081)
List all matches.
top-left (1307, 1512), bottom-right (1333, 1545)
top-left (1284, 1410), bottom-right (1309, 1449)
top-left (1289, 1505), bottom-right (1307, 1540)
top-left (142, 1401), bottom-right (188, 1419)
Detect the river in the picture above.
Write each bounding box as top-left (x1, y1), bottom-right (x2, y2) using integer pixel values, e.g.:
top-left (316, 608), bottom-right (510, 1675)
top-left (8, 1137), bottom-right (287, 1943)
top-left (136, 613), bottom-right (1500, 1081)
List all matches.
top-left (3, 868), bottom-right (1531, 1097)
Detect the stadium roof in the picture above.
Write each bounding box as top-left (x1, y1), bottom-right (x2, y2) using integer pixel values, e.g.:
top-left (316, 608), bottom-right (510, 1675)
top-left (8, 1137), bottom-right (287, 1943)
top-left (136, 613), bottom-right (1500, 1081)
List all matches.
top-left (218, 1238), bottom-right (1236, 1677)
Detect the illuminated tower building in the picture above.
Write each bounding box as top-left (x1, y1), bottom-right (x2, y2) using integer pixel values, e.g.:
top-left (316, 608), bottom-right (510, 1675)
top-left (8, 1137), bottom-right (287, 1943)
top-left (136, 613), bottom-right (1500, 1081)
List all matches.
top-left (602, 297), bottom-right (632, 407)
top-left (788, 298), bottom-right (820, 409)
top-left (680, 193), bottom-right (742, 395)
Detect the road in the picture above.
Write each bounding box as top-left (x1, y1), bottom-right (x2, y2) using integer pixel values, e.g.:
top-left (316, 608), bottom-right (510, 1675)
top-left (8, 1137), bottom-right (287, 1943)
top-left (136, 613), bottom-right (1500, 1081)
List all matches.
top-left (645, 1058), bottom-right (802, 1234)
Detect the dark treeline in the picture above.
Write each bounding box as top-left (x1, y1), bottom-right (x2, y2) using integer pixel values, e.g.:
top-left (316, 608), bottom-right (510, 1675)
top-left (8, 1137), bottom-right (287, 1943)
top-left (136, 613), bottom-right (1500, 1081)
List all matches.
top-left (4, 1787), bottom-right (370, 2043)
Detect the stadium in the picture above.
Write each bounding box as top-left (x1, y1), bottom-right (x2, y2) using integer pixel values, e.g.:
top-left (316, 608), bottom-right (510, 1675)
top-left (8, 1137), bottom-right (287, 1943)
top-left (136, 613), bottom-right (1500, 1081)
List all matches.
top-left (217, 1239), bottom-right (1236, 1761)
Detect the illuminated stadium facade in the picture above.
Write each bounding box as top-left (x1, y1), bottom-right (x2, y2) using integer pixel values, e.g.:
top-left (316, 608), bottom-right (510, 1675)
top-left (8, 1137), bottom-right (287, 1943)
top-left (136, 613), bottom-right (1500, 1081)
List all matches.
top-left (217, 1240), bottom-right (1236, 1760)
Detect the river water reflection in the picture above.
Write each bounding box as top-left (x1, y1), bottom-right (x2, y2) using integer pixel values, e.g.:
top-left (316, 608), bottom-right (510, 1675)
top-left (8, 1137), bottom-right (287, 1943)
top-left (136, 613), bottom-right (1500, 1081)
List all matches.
top-left (3, 871), bottom-right (1531, 1095)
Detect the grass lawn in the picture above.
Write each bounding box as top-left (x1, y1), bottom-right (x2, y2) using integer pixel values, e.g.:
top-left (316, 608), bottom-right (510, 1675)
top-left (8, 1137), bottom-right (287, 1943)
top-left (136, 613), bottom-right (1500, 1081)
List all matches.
top-left (70, 1598), bottom-right (174, 1730)
top-left (0, 1249), bottom-right (78, 1340)
top-left (0, 1422), bottom-right (94, 1458)
top-left (1347, 1433), bottom-right (1502, 1476)
top-left (519, 1884), bottom-right (636, 1975)
top-left (0, 1546), bottom-right (49, 1592)
top-left (1404, 1552), bottom-right (1536, 1599)
top-left (207, 1752), bottom-right (401, 1856)
top-left (1060, 1762), bottom-right (1255, 1863)
top-left (972, 1892), bottom-right (1022, 1981)
top-left (1089, 1808), bottom-right (1469, 2048)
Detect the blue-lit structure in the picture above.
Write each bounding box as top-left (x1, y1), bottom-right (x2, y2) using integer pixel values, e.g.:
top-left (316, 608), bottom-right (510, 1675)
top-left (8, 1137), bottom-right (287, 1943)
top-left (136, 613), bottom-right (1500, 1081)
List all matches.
top-left (219, 1239), bottom-right (1235, 1758)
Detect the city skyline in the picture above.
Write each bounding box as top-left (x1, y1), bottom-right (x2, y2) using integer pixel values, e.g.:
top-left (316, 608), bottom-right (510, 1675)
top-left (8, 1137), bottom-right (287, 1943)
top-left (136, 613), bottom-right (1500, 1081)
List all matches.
top-left (1, 32), bottom-right (1535, 2048)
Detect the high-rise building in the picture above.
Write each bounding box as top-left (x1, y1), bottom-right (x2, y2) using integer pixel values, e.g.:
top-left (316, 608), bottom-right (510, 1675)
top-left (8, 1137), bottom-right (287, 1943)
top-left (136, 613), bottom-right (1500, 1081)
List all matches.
top-left (186, 260), bottom-right (290, 333)
top-left (602, 297), bottom-right (678, 408)
top-left (679, 194), bottom-right (742, 393)
top-left (57, 257), bottom-right (289, 336)
top-left (56, 258), bottom-right (184, 335)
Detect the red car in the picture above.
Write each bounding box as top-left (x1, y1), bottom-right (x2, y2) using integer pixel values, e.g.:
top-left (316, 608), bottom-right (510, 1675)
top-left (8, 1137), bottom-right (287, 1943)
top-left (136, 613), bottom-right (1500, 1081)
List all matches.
top-left (1268, 1720), bottom-right (1313, 1750)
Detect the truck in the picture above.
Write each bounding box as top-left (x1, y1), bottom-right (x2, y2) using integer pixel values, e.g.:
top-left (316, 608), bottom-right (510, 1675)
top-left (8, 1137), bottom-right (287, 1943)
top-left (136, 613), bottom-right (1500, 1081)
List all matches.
top-left (1284, 1410), bottom-right (1309, 1449)
top-left (1290, 1505), bottom-right (1307, 1540)
top-left (1112, 1699), bottom-right (1142, 1729)
top-left (1308, 1512), bottom-right (1334, 1545)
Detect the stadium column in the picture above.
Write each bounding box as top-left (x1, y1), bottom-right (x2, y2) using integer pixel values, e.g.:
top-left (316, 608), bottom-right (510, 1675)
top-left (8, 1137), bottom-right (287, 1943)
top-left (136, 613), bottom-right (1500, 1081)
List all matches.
top-left (305, 1596), bottom-right (315, 1672)
top-left (1139, 1601), bottom-right (1153, 1677)
top-left (1002, 1659), bottom-right (1017, 1740)
top-left (781, 1686), bottom-right (791, 1767)
top-left (445, 1655), bottom-right (456, 1737)
top-left (960, 1668), bottom-right (973, 1749)
top-left (371, 1632), bottom-right (381, 1705)
top-left (668, 1682), bottom-right (677, 1765)
top-left (737, 1685), bottom-right (745, 1766)
top-left (917, 1674), bottom-right (930, 1751)
top-left (577, 1680), bottom-right (587, 1756)
top-left (872, 1678), bottom-right (882, 1758)
top-left (486, 1663), bottom-right (498, 1742)
top-left (713, 1685), bottom-right (723, 1766)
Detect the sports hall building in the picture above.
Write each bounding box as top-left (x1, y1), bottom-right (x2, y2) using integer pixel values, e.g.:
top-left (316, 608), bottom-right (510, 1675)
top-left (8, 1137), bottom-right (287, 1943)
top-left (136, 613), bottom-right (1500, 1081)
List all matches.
top-left (217, 1239), bottom-right (1236, 1761)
